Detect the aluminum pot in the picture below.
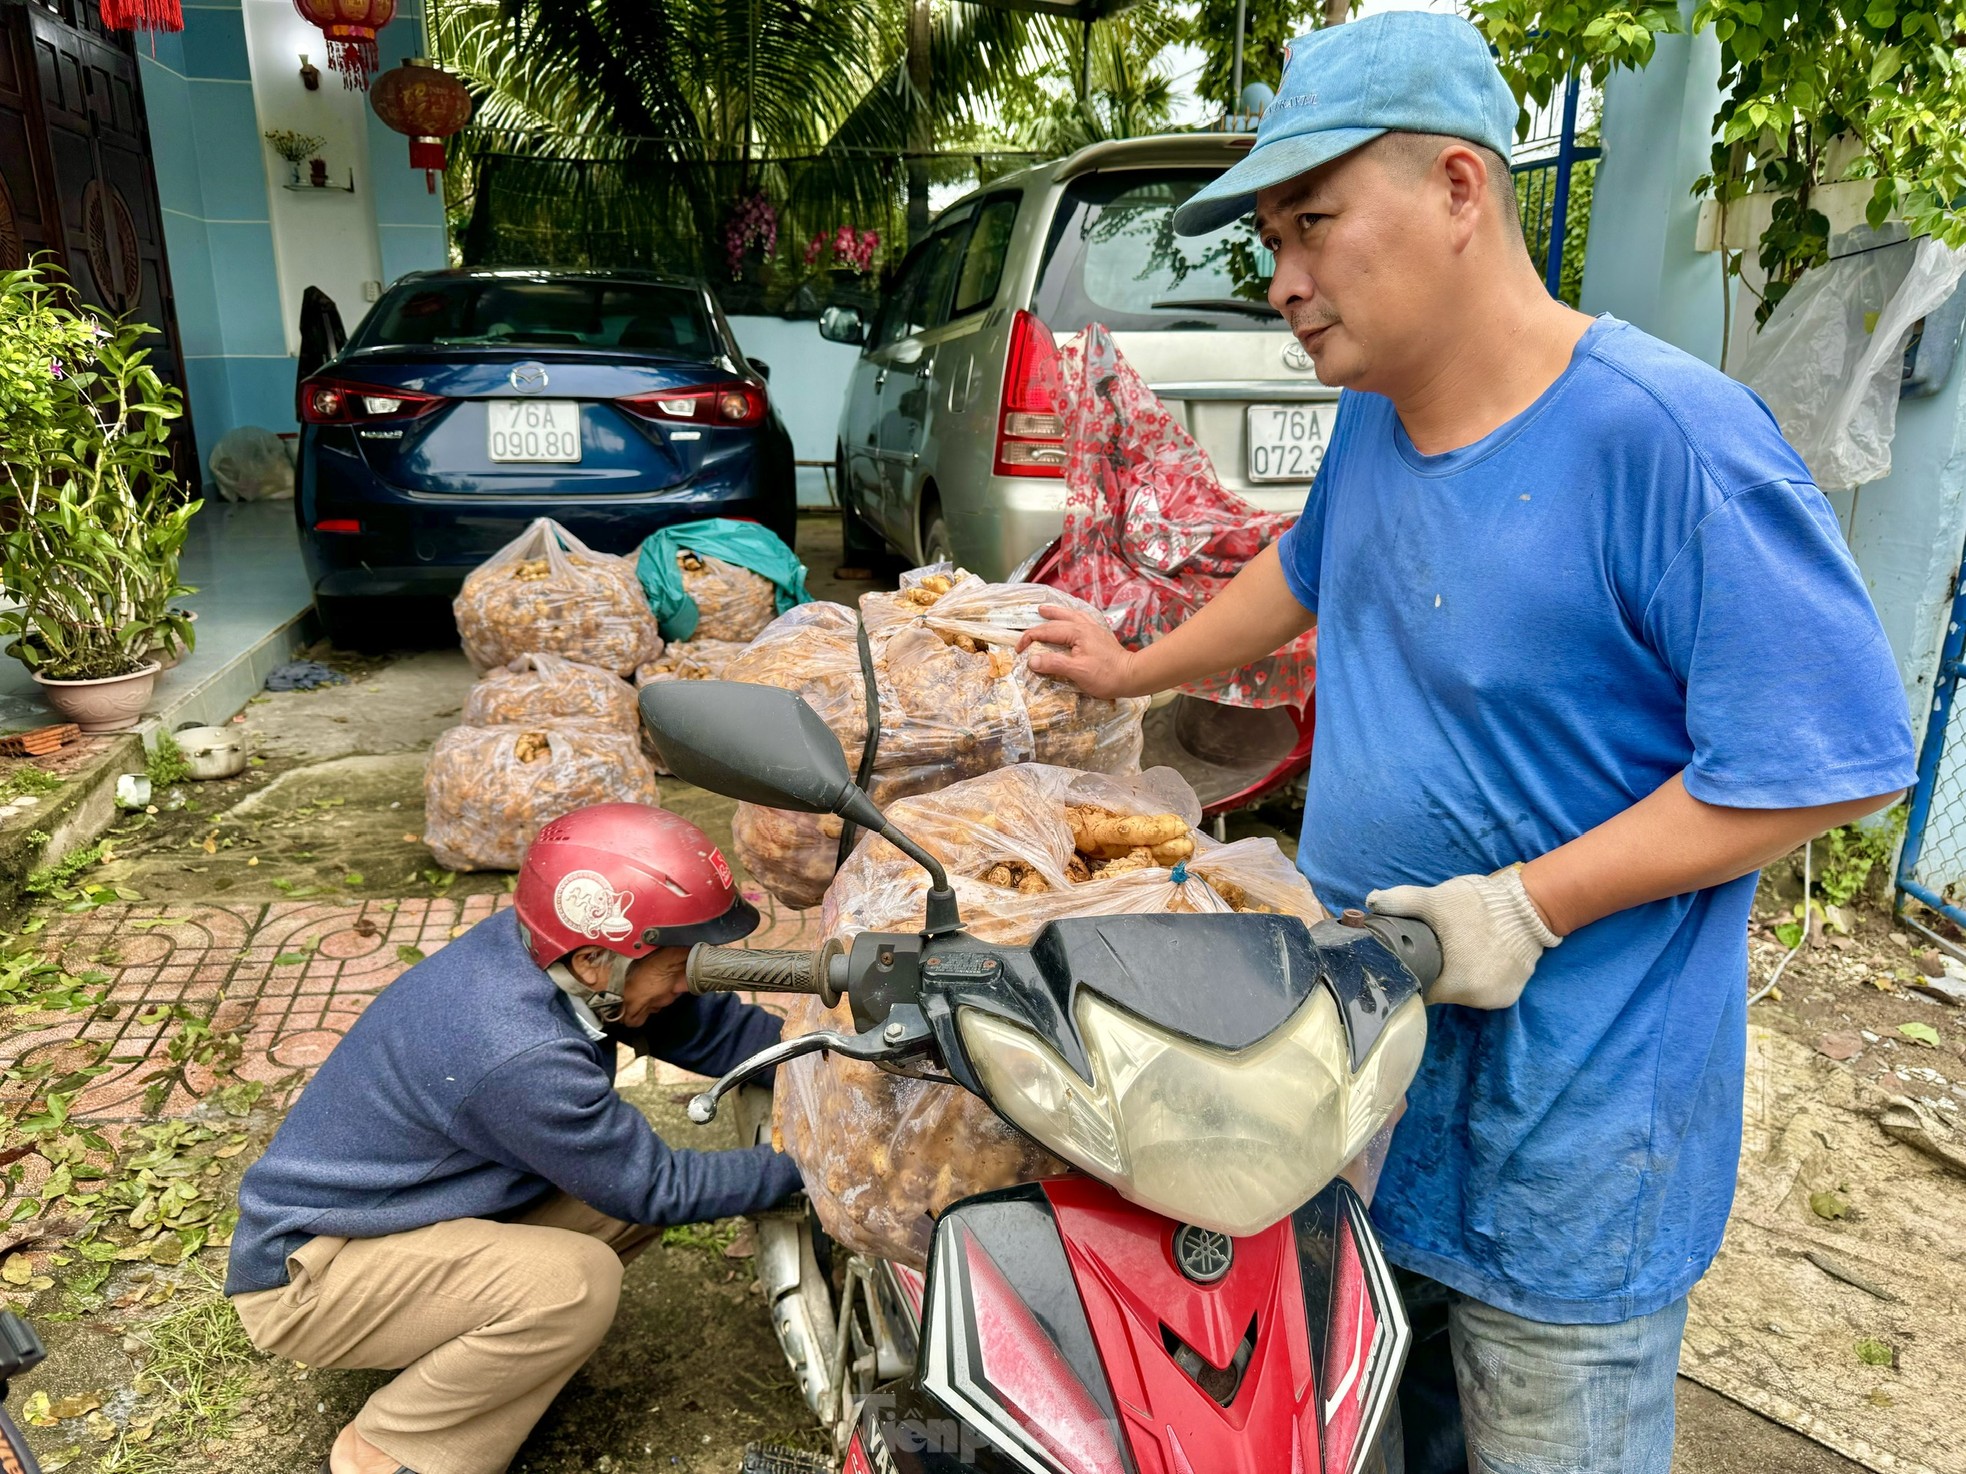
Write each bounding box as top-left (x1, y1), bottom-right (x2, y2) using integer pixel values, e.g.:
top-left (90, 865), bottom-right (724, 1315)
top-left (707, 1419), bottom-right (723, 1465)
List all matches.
top-left (174, 725), bottom-right (248, 780)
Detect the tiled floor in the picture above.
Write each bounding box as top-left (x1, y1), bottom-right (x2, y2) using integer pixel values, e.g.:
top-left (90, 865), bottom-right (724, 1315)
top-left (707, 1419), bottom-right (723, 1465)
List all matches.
top-left (12, 881), bottom-right (824, 1130)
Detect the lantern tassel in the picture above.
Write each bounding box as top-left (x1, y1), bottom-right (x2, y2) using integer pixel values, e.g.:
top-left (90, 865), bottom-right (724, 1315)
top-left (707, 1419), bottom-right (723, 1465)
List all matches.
top-left (100, 0), bottom-right (185, 32)
top-left (327, 36), bottom-right (380, 88)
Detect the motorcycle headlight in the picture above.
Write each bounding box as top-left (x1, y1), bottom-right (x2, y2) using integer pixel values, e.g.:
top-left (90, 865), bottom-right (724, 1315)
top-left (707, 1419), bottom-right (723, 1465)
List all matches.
top-left (960, 987), bottom-right (1425, 1238)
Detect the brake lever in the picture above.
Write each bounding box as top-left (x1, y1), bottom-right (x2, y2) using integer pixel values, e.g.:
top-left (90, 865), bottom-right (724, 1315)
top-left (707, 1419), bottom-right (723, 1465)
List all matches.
top-left (687, 1006), bottom-right (935, 1124)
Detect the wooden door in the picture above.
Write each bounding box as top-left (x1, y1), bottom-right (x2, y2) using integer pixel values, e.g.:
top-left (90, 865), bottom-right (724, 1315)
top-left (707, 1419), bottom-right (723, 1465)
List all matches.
top-left (0, 0), bottom-right (194, 479)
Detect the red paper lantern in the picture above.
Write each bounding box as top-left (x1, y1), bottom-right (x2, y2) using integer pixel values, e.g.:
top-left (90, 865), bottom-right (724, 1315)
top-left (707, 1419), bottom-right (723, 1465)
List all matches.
top-left (100, 0), bottom-right (184, 35)
top-left (293, 0), bottom-right (397, 89)
top-left (370, 58), bottom-right (473, 193)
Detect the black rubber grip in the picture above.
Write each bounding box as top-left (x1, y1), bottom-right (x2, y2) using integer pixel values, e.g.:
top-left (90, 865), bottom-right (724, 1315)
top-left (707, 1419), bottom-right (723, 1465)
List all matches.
top-left (686, 945), bottom-right (820, 995)
top-left (1, 1404), bottom-right (44, 1474)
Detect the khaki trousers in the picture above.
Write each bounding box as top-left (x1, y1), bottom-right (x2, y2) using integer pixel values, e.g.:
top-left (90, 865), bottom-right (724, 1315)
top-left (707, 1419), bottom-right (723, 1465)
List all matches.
top-left (231, 1195), bottom-right (658, 1474)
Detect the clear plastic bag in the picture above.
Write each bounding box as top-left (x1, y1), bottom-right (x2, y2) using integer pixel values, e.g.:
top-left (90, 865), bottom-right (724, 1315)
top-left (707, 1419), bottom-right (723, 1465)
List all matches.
top-left (1043, 326), bottom-right (1315, 709)
top-left (462, 653), bottom-right (639, 736)
top-left (421, 721), bottom-right (659, 871)
top-left (776, 764), bottom-right (1326, 1266)
top-left (725, 570), bottom-right (1149, 908)
top-left (453, 518), bottom-right (663, 676)
top-left (679, 552), bottom-right (778, 643)
top-left (1737, 235), bottom-right (1966, 491)
top-left (208, 426), bottom-right (295, 502)
top-left (632, 638), bottom-right (752, 687)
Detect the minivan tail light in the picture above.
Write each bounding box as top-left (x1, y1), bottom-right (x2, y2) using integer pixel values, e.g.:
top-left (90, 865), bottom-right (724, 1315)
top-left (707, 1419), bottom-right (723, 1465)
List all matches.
top-left (995, 309), bottom-right (1065, 479)
top-left (300, 378), bottom-right (446, 424)
top-left (617, 381), bottom-right (767, 428)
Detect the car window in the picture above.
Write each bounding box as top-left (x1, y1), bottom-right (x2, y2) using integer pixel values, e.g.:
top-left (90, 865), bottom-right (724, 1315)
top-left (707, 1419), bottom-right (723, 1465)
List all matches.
top-left (953, 197), bottom-right (1018, 317)
top-left (354, 279), bottom-right (715, 355)
top-left (911, 222), bottom-right (969, 335)
top-left (1032, 169), bottom-right (1278, 334)
top-left (872, 245), bottom-right (934, 350)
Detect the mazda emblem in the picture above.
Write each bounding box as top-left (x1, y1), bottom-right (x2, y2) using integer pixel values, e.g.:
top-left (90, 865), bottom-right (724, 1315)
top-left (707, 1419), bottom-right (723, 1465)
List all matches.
top-left (509, 362), bottom-right (550, 394)
top-left (1172, 1225), bottom-right (1233, 1285)
top-left (1281, 339), bottom-right (1314, 372)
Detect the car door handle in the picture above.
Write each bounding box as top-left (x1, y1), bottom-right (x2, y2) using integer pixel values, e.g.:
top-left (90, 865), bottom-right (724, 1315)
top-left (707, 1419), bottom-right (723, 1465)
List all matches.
top-left (873, 369), bottom-right (888, 391)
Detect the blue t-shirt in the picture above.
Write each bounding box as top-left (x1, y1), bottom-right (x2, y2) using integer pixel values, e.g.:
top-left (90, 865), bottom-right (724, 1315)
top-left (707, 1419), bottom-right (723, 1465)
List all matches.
top-left (1277, 317), bottom-right (1914, 1324)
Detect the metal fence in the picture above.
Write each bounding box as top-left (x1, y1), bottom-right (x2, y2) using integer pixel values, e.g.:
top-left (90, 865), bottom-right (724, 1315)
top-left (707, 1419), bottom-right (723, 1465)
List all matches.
top-left (1896, 537), bottom-right (1966, 935)
top-left (1511, 73), bottom-right (1600, 305)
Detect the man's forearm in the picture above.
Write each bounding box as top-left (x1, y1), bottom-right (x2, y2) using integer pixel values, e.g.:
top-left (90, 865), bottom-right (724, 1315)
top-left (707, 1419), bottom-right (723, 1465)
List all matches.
top-left (1518, 772), bottom-right (1901, 937)
top-left (1122, 543), bottom-right (1317, 696)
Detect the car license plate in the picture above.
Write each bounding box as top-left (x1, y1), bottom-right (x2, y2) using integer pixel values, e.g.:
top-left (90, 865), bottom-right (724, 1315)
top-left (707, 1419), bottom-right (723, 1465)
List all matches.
top-left (488, 400), bottom-right (581, 463)
top-left (1246, 403), bottom-right (1335, 483)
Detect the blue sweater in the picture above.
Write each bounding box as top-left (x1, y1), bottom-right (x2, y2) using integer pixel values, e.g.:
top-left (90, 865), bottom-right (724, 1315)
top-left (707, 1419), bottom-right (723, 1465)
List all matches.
top-left (226, 908), bottom-right (801, 1294)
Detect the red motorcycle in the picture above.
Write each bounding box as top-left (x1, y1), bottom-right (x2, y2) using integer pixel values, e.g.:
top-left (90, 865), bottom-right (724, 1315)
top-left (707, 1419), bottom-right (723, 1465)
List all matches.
top-left (643, 680), bottom-right (1431, 1474)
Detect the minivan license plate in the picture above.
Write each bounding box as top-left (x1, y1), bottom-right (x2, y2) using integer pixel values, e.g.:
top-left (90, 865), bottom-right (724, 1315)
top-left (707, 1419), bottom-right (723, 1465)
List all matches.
top-left (488, 400), bottom-right (581, 463)
top-left (1247, 403), bottom-right (1334, 483)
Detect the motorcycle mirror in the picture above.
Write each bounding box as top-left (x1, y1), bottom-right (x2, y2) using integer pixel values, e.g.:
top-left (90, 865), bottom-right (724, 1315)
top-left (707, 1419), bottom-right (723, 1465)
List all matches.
top-left (639, 681), bottom-right (865, 815)
top-left (638, 680), bottom-right (962, 937)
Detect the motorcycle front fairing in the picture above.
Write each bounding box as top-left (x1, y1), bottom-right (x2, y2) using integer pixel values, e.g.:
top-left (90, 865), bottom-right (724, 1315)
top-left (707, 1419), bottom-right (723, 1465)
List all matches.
top-left (860, 912), bottom-right (1432, 1240)
top-left (846, 1178), bottom-right (1408, 1474)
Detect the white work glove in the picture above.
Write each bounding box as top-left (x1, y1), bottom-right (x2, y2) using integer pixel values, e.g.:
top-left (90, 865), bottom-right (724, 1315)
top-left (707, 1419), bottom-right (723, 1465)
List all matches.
top-left (1367, 867), bottom-right (1561, 1011)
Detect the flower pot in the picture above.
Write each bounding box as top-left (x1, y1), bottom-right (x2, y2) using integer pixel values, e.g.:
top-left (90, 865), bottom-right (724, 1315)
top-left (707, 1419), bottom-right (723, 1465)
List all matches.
top-left (32, 662), bottom-right (160, 733)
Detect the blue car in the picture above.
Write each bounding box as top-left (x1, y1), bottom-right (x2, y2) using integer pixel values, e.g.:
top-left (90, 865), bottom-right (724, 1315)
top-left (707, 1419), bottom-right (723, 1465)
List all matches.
top-left (296, 268), bottom-right (796, 645)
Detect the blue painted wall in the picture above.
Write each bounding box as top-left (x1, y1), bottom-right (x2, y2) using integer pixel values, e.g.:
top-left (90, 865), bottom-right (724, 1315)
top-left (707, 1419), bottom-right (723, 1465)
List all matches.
top-left (140, 1), bottom-right (288, 480)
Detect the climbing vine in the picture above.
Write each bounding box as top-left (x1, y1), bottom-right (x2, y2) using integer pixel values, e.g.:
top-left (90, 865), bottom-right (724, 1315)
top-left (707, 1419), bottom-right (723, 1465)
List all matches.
top-left (1473, 0), bottom-right (1966, 320)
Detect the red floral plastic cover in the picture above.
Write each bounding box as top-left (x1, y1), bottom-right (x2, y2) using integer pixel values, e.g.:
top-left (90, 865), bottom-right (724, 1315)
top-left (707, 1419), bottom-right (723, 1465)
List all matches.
top-left (1041, 324), bottom-right (1316, 710)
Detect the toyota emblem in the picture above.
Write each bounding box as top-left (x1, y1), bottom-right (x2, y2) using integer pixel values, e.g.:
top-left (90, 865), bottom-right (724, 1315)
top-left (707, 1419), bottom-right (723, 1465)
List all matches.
top-left (509, 362), bottom-right (550, 394)
top-left (1281, 338), bottom-right (1314, 372)
top-left (1172, 1225), bottom-right (1233, 1285)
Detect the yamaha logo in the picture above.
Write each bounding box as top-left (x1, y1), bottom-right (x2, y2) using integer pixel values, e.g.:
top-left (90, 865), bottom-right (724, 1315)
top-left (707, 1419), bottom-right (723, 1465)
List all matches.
top-left (1173, 1225), bottom-right (1233, 1285)
top-left (1281, 338), bottom-right (1314, 372)
top-left (509, 362), bottom-right (550, 394)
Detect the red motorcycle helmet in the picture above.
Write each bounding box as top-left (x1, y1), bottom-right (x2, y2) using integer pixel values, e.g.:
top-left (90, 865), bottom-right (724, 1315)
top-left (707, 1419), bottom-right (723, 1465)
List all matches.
top-left (512, 803), bottom-right (759, 970)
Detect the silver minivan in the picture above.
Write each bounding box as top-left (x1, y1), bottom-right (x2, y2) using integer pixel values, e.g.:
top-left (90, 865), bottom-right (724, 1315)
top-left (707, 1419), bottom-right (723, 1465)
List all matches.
top-left (820, 132), bottom-right (1340, 580)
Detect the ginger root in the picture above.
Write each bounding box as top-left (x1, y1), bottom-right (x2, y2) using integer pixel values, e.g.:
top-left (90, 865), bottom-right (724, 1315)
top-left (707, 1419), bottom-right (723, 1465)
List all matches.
top-left (1067, 806), bottom-right (1190, 858)
top-left (514, 731), bottom-right (551, 763)
top-left (513, 558), bottom-right (552, 582)
top-left (983, 860), bottom-right (1050, 895)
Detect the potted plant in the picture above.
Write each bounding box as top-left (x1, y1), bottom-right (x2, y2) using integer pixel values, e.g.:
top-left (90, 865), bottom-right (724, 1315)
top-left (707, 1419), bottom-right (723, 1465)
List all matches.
top-left (264, 129), bottom-right (325, 187)
top-left (0, 259), bottom-right (199, 732)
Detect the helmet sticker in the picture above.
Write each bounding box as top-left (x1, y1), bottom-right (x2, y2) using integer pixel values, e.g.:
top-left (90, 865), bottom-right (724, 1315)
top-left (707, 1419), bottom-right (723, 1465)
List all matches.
top-left (707, 849), bottom-right (734, 889)
top-left (553, 870), bottom-right (636, 941)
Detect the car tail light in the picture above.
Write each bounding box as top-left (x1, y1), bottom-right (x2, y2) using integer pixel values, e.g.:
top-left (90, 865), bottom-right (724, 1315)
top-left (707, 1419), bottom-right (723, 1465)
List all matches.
top-left (299, 378), bottom-right (446, 424)
top-left (995, 309), bottom-right (1065, 478)
top-left (926, 1221), bottom-right (1129, 1474)
top-left (617, 380), bottom-right (767, 428)
top-left (313, 519), bottom-right (362, 534)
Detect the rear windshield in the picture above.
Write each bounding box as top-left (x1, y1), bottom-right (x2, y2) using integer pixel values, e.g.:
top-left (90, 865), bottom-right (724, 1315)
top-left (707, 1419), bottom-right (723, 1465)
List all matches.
top-left (355, 278), bottom-right (717, 356)
top-left (1032, 169), bottom-right (1277, 333)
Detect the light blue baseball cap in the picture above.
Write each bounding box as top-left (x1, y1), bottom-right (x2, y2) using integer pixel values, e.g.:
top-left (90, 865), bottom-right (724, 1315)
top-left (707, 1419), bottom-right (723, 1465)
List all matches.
top-left (1172, 11), bottom-right (1518, 238)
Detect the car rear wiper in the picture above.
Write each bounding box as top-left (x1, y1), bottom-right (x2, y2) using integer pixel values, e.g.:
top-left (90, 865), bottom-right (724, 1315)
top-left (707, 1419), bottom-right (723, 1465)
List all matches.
top-left (1151, 297), bottom-right (1278, 319)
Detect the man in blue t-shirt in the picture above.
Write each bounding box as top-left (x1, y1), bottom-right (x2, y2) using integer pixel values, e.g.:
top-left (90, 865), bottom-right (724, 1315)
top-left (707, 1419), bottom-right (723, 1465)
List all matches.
top-left (1021, 13), bottom-right (1914, 1472)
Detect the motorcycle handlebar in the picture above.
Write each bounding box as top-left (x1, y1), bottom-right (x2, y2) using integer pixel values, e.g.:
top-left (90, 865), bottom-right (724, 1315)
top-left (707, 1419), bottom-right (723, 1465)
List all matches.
top-left (686, 945), bottom-right (824, 997)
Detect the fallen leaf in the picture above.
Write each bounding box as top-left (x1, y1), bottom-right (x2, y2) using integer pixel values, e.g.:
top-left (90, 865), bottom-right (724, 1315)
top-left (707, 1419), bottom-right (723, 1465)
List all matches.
top-left (1916, 949), bottom-right (1946, 977)
top-left (0, 1254), bottom-right (31, 1285)
top-left (47, 1394), bottom-right (101, 1420)
top-left (1816, 1031), bottom-right (1863, 1061)
top-left (344, 872), bottom-right (365, 886)
top-left (85, 1411), bottom-right (117, 1442)
top-left (1899, 1021), bottom-right (1942, 1048)
top-left (353, 918), bottom-right (379, 938)
top-left (396, 945), bottom-right (426, 965)
top-left (148, 1237), bottom-right (185, 1265)
top-left (21, 1390), bottom-right (54, 1427)
top-left (402, 833), bottom-right (420, 844)
top-left (246, 856), bottom-right (259, 867)
top-left (1866, 975), bottom-right (1895, 991)
top-left (449, 924), bottom-right (467, 939)
top-left (1854, 1337), bottom-right (1895, 1367)
top-left (272, 952), bottom-right (309, 967)
top-left (1809, 1189), bottom-right (1849, 1220)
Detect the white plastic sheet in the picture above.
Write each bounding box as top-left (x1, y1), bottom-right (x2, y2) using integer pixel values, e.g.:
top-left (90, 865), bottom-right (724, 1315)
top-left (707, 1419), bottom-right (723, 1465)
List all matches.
top-left (1738, 236), bottom-right (1966, 491)
top-left (208, 427), bottom-right (295, 502)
